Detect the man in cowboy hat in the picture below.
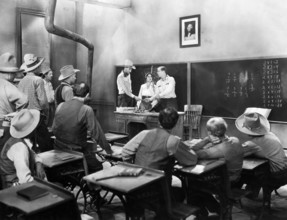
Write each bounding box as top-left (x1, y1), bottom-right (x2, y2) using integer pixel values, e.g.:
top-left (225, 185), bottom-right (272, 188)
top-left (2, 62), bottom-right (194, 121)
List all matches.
top-left (53, 82), bottom-right (113, 174)
top-left (236, 112), bottom-right (287, 198)
top-left (18, 53), bottom-right (52, 153)
top-left (0, 52), bottom-right (28, 154)
top-left (54, 65), bottom-right (89, 107)
top-left (0, 109), bottom-right (46, 188)
top-left (117, 59), bottom-right (140, 107)
top-left (189, 117), bottom-right (243, 216)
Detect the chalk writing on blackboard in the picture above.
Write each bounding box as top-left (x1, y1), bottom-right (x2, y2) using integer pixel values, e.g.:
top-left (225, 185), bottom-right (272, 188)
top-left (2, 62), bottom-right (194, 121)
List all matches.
top-left (222, 59), bottom-right (283, 108)
top-left (262, 60), bottom-right (282, 108)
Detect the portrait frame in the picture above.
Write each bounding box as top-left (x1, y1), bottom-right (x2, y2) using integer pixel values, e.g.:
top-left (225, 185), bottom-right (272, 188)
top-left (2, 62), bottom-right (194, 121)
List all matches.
top-left (179, 15), bottom-right (201, 48)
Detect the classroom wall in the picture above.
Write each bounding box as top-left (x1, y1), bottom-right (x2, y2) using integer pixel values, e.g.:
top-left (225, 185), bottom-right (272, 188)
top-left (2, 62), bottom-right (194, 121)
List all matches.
top-left (0, 0), bottom-right (77, 87)
top-left (76, 0), bottom-right (287, 143)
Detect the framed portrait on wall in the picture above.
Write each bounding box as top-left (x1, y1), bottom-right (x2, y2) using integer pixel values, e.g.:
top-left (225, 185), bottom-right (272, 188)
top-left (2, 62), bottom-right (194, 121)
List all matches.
top-left (179, 15), bottom-right (201, 48)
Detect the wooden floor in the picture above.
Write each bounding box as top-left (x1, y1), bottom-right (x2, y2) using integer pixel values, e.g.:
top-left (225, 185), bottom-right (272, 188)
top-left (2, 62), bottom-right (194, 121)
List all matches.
top-left (76, 182), bottom-right (287, 220)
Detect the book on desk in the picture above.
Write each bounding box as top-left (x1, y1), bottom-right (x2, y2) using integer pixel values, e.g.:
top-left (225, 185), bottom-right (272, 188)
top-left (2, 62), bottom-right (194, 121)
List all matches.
top-left (17, 185), bottom-right (49, 201)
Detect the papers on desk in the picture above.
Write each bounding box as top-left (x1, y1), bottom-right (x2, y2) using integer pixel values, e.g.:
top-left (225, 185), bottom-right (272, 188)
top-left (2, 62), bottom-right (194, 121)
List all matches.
top-left (95, 167), bottom-right (144, 181)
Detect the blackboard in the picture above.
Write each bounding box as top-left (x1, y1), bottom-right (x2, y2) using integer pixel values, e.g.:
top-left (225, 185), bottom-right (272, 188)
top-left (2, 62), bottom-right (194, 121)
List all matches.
top-left (191, 58), bottom-right (287, 121)
top-left (116, 63), bottom-right (187, 111)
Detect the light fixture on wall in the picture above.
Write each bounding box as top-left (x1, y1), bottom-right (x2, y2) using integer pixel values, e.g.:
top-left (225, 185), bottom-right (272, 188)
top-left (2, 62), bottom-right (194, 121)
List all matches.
top-left (68, 0), bottom-right (131, 9)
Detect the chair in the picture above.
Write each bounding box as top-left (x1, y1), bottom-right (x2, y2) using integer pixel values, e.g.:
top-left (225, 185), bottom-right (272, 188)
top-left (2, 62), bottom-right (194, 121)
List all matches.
top-left (183, 105), bottom-right (203, 140)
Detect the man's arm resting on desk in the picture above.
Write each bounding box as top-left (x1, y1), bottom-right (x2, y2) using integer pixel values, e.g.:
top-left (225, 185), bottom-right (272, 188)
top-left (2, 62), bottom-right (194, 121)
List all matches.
top-left (242, 141), bottom-right (261, 157)
top-left (192, 137), bottom-right (212, 151)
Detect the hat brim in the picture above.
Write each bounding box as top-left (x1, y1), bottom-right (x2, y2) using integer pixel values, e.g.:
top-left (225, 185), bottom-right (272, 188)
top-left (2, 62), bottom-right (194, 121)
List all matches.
top-left (124, 65), bottom-right (136, 70)
top-left (58, 69), bottom-right (80, 81)
top-left (10, 109), bottom-right (40, 139)
top-left (0, 67), bottom-right (24, 73)
top-left (235, 113), bottom-right (270, 136)
top-left (21, 57), bottom-right (44, 73)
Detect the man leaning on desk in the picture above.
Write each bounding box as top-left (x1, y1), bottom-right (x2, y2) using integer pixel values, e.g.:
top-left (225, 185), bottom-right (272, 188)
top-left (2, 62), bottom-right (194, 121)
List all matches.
top-left (52, 83), bottom-right (113, 174)
top-left (122, 107), bottom-right (197, 188)
top-left (117, 59), bottom-right (141, 107)
top-left (236, 111), bottom-right (287, 197)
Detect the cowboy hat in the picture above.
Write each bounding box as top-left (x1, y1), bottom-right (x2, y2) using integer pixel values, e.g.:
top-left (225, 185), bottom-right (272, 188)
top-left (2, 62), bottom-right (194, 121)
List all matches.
top-left (124, 59), bottom-right (136, 69)
top-left (58, 65), bottom-right (79, 81)
top-left (0, 53), bottom-right (23, 73)
top-left (10, 109), bottom-right (40, 139)
top-left (20, 54), bottom-right (44, 72)
top-left (235, 112), bottom-right (270, 136)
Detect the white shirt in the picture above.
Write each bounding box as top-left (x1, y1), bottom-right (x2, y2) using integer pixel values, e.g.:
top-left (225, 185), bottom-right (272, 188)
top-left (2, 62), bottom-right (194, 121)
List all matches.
top-left (156, 75), bottom-right (176, 99)
top-left (117, 71), bottom-right (134, 98)
top-left (44, 80), bottom-right (55, 103)
top-left (138, 83), bottom-right (155, 98)
top-left (7, 139), bottom-right (41, 184)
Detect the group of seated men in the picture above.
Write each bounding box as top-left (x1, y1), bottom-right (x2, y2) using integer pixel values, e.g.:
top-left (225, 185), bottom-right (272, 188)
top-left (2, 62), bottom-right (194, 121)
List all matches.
top-left (1, 51), bottom-right (287, 217)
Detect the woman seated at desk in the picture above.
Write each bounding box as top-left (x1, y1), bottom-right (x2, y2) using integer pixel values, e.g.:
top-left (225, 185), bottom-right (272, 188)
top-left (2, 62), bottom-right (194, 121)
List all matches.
top-left (137, 72), bottom-right (157, 111)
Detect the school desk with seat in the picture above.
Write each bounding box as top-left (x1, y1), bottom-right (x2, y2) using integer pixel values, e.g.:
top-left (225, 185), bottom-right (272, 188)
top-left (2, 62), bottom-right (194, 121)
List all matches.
top-left (0, 177), bottom-right (81, 220)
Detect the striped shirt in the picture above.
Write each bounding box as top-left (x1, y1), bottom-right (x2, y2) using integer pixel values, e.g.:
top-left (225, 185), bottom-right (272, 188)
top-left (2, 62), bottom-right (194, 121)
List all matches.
top-left (18, 72), bottom-right (48, 111)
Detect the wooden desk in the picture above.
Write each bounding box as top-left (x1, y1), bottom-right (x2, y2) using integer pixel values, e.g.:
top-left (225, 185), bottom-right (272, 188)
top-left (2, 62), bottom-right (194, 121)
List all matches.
top-left (84, 162), bottom-right (167, 218)
top-left (38, 149), bottom-right (88, 212)
top-left (84, 162), bottom-right (164, 194)
top-left (114, 111), bottom-right (184, 138)
top-left (38, 149), bottom-right (84, 168)
top-left (174, 159), bottom-right (231, 220)
top-left (241, 157), bottom-right (269, 218)
top-left (0, 178), bottom-right (80, 220)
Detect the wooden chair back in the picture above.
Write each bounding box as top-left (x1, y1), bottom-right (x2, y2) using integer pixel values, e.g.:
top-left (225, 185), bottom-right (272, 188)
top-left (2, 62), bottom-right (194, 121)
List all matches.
top-left (183, 105), bottom-right (203, 140)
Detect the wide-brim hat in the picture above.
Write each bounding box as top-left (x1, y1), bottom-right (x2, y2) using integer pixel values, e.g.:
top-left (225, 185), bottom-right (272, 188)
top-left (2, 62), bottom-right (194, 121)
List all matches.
top-left (59, 65), bottom-right (80, 81)
top-left (124, 59), bottom-right (136, 69)
top-left (20, 53), bottom-right (44, 72)
top-left (235, 112), bottom-right (270, 136)
top-left (0, 52), bottom-right (23, 73)
top-left (10, 109), bottom-right (40, 139)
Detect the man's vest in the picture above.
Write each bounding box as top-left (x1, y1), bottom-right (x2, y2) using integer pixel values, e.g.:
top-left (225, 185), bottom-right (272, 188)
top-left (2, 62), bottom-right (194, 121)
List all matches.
top-left (54, 84), bottom-right (65, 106)
top-left (53, 99), bottom-right (87, 149)
top-left (134, 128), bottom-right (175, 183)
top-left (0, 137), bottom-right (35, 188)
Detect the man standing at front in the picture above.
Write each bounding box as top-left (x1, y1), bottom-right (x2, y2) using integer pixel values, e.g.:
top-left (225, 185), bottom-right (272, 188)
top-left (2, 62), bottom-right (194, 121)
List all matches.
top-left (149, 66), bottom-right (177, 111)
top-left (117, 59), bottom-right (140, 107)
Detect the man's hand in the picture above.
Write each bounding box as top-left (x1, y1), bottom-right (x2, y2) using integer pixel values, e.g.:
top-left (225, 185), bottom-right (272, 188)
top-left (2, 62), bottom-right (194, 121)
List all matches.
top-left (208, 134), bottom-right (221, 144)
top-left (84, 93), bottom-right (91, 104)
top-left (35, 162), bottom-right (47, 180)
top-left (134, 96), bottom-right (141, 101)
